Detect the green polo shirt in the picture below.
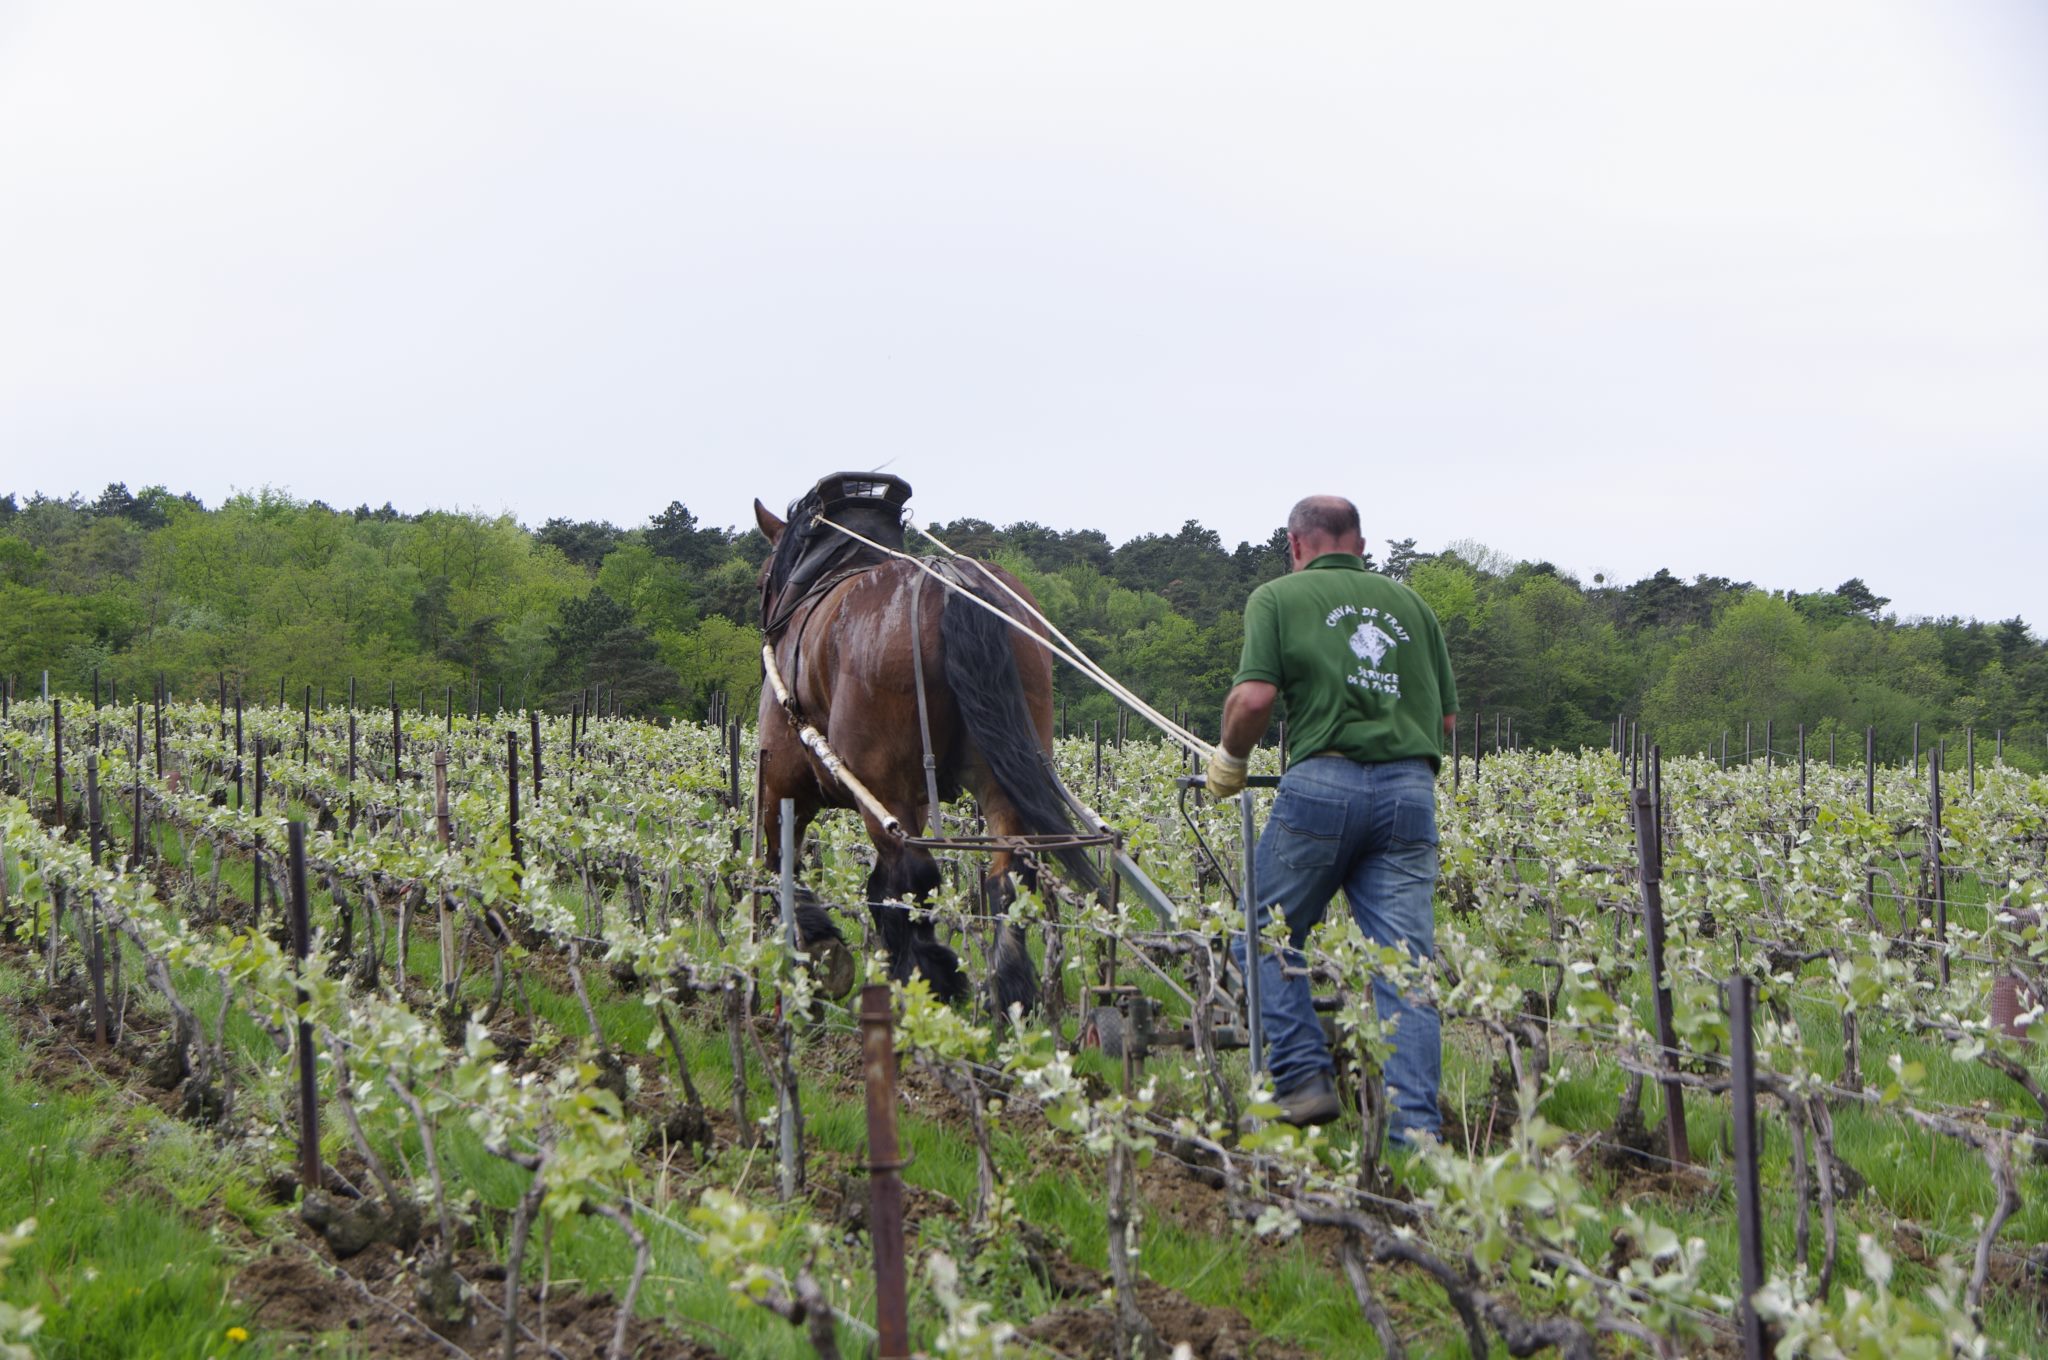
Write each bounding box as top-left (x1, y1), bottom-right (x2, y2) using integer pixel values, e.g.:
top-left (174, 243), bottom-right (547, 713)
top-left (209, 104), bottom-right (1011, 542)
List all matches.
top-left (1235, 554), bottom-right (1458, 770)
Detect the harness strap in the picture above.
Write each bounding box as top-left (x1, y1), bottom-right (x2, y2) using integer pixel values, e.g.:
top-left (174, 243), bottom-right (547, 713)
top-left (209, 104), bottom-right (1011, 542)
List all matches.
top-left (761, 641), bottom-right (904, 840)
top-left (815, 513), bottom-right (1217, 759)
top-left (908, 566), bottom-right (951, 834)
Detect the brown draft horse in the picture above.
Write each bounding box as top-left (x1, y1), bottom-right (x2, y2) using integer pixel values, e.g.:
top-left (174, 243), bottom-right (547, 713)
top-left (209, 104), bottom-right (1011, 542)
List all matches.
top-left (753, 475), bottom-right (1098, 1014)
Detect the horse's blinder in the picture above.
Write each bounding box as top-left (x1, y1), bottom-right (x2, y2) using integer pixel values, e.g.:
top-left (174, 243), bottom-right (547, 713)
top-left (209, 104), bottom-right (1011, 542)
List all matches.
top-left (760, 472), bottom-right (915, 638)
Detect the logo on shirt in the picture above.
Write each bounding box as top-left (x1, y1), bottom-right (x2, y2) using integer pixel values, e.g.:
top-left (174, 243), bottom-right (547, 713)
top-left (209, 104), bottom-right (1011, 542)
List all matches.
top-left (1324, 604), bottom-right (1409, 696)
top-left (1348, 621), bottom-right (1397, 669)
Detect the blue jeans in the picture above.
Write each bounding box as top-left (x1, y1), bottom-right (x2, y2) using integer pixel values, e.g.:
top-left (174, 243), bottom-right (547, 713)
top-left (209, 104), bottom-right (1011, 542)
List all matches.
top-left (1230, 755), bottom-right (1442, 1143)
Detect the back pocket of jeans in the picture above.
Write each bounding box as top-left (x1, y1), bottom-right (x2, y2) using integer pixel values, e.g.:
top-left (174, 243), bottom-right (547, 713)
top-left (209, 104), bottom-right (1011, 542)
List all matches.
top-left (1391, 796), bottom-right (1438, 847)
top-left (1270, 789), bottom-right (1346, 870)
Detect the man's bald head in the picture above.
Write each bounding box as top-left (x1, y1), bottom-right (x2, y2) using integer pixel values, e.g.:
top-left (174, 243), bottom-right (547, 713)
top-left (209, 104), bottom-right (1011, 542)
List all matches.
top-left (1286, 495), bottom-right (1364, 563)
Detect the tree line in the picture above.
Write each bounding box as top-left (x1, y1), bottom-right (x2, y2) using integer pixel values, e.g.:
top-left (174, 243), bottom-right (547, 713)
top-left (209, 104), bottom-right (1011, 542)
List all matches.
top-left (2, 484), bottom-right (2042, 769)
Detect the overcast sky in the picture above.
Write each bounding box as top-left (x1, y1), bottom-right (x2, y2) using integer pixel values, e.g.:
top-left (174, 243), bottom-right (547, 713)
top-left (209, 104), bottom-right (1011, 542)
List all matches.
top-left (2, 2), bottom-right (2043, 623)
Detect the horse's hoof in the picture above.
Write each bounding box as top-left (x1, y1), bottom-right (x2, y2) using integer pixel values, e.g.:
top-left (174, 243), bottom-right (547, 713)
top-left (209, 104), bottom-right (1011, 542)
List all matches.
top-left (804, 935), bottom-right (856, 999)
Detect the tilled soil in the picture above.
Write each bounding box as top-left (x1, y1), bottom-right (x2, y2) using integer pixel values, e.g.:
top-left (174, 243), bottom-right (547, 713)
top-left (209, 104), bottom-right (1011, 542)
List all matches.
top-left (0, 938), bottom-right (1345, 1360)
top-left (1021, 1277), bottom-right (1318, 1360)
top-left (236, 1237), bottom-right (721, 1360)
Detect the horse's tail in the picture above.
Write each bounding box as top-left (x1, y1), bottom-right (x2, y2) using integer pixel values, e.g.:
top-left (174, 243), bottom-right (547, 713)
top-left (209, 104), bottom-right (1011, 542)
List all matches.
top-left (940, 579), bottom-right (1101, 1015)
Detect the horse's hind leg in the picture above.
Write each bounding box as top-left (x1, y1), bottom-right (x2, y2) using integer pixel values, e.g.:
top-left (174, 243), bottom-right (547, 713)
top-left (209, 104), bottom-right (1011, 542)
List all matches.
top-left (867, 839), bottom-right (966, 1004)
top-left (974, 793), bottom-right (1041, 1020)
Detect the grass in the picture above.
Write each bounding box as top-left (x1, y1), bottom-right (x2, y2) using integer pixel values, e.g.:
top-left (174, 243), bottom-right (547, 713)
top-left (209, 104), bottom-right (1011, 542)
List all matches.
top-left (0, 986), bottom-right (280, 1360)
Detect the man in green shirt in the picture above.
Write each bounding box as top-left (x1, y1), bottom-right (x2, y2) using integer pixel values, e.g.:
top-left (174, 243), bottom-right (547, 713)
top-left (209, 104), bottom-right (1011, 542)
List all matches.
top-left (1207, 495), bottom-right (1458, 1137)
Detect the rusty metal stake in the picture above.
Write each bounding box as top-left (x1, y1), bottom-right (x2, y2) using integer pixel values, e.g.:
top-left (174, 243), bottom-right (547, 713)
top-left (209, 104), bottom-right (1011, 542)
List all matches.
top-left (860, 984), bottom-right (910, 1359)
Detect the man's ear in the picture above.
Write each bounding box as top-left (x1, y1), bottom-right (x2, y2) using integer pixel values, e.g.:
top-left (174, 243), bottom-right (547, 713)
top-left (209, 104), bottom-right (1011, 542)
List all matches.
top-left (754, 498), bottom-right (786, 545)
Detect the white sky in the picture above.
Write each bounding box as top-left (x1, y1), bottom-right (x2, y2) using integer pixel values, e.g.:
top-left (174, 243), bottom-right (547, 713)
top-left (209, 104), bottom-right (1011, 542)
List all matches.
top-left (2, 2), bottom-right (2043, 623)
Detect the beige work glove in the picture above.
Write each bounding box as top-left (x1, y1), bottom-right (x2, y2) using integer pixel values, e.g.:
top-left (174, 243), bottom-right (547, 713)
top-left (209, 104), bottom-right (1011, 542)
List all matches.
top-left (1205, 748), bottom-right (1248, 799)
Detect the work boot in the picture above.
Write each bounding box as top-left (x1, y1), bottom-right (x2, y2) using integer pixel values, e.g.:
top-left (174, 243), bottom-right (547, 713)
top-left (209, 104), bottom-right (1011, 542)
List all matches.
top-left (1274, 1073), bottom-right (1342, 1127)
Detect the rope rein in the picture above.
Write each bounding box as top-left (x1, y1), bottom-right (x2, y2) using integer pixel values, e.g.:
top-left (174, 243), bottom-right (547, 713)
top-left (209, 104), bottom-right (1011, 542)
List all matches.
top-left (812, 514), bottom-right (1218, 760)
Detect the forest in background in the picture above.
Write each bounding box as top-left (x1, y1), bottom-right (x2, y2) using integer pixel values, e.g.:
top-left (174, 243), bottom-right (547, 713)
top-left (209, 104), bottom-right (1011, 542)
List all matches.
top-left (2, 482), bottom-right (2043, 769)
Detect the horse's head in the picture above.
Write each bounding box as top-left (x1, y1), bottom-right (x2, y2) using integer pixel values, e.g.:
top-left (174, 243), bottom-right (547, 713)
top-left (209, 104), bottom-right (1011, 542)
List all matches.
top-left (754, 474), bottom-right (914, 634)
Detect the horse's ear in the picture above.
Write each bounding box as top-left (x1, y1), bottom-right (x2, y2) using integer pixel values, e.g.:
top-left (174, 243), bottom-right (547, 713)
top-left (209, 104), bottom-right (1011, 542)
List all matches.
top-left (754, 498), bottom-right (786, 545)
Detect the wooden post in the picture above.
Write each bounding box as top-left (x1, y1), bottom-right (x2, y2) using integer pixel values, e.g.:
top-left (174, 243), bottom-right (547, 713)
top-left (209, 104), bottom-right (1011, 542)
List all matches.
top-left (252, 740), bottom-right (265, 920)
top-left (1798, 724), bottom-right (1806, 799)
top-left (1475, 707), bottom-right (1485, 784)
top-left (860, 984), bottom-right (911, 1359)
top-left (1241, 790), bottom-right (1264, 1078)
top-left (391, 698), bottom-right (402, 784)
top-left (1630, 785), bottom-right (1690, 1164)
top-left (84, 758), bottom-right (108, 1045)
top-left (346, 712), bottom-right (358, 835)
top-left (152, 676), bottom-right (164, 778)
top-left (433, 747), bottom-right (456, 1003)
top-left (1967, 726), bottom-right (1975, 797)
top-left (1912, 721), bottom-right (1919, 777)
top-left (1651, 744), bottom-right (1664, 861)
top-left (287, 822), bottom-right (322, 1194)
top-left (1450, 716), bottom-right (1460, 792)
top-left (233, 691), bottom-right (244, 808)
top-left (131, 703), bottom-right (145, 868)
top-left (530, 709), bottom-right (544, 801)
top-left (1727, 973), bottom-right (1767, 1360)
top-left (506, 733), bottom-right (522, 873)
top-left (728, 720), bottom-right (741, 813)
top-left (1745, 720), bottom-right (1752, 766)
top-left (51, 699), bottom-right (65, 830)
top-left (777, 800), bottom-right (805, 1199)
top-left (1093, 719), bottom-right (1102, 802)
top-left (302, 685), bottom-right (311, 762)
top-left (83, 750), bottom-right (103, 864)
top-left (1864, 726), bottom-right (1876, 923)
top-left (1930, 750), bottom-right (1947, 986)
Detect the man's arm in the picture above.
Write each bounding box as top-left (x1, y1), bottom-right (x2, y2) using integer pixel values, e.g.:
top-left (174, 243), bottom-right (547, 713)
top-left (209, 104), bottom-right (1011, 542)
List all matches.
top-left (1220, 681), bottom-right (1278, 758)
